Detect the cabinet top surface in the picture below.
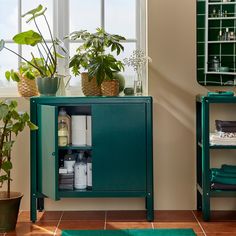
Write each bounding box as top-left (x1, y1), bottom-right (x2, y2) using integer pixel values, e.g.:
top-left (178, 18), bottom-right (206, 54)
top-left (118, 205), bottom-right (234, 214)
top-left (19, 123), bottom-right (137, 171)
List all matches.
top-left (30, 96), bottom-right (152, 104)
top-left (196, 94), bottom-right (236, 103)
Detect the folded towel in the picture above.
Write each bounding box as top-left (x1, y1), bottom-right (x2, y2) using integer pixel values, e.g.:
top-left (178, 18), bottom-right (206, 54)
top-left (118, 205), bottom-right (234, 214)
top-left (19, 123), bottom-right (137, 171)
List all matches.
top-left (216, 120), bottom-right (236, 132)
top-left (211, 182), bottom-right (236, 190)
top-left (211, 168), bottom-right (236, 178)
top-left (210, 133), bottom-right (236, 145)
top-left (211, 175), bottom-right (236, 185)
top-left (222, 164), bottom-right (236, 173)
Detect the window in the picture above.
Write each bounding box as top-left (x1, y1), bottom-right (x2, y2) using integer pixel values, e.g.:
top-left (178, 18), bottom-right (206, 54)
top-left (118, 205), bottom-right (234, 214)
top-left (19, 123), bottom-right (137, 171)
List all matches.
top-left (0, 0), bottom-right (147, 96)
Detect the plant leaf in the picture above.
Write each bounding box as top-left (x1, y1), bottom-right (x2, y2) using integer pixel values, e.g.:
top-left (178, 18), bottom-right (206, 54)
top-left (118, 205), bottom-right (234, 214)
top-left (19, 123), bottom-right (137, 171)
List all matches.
top-left (0, 104), bottom-right (9, 120)
top-left (5, 71), bottom-right (11, 81)
top-left (27, 121), bottom-right (38, 130)
top-left (21, 4), bottom-right (43, 17)
top-left (0, 39), bottom-right (5, 51)
top-left (13, 30), bottom-right (42, 46)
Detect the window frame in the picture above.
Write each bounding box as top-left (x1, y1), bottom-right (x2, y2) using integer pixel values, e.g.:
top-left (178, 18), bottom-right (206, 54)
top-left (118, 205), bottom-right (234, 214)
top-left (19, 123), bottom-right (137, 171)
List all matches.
top-left (0, 0), bottom-right (147, 96)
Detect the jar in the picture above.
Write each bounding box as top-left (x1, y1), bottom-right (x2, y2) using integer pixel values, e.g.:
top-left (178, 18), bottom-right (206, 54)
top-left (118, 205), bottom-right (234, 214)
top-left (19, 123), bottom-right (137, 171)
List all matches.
top-left (58, 120), bottom-right (68, 146)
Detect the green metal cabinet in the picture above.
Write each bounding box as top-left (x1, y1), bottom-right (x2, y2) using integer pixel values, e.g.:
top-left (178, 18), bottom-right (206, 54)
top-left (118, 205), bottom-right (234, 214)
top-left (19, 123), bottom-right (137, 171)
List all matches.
top-left (30, 96), bottom-right (153, 222)
top-left (196, 95), bottom-right (236, 221)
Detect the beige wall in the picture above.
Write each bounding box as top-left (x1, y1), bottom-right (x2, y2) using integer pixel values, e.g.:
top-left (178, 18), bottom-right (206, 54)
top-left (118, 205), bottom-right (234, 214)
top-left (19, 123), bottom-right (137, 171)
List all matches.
top-left (2, 0), bottom-right (236, 211)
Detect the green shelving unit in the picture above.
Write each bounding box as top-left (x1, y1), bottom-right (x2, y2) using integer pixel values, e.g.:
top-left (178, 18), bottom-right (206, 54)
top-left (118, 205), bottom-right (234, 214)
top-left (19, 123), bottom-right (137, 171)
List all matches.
top-left (196, 94), bottom-right (236, 221)
top-left (197, 0), bottom-right (236, 86)
top-left (30, 96), bottom-right (154, 222)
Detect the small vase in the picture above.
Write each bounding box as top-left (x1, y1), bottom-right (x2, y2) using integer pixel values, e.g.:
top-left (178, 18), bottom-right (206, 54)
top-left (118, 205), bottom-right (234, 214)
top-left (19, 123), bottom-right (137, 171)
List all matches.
top-left (134, 80), bottom-right (143, 96)
top-left (37, 77), bottom-right (60, 96)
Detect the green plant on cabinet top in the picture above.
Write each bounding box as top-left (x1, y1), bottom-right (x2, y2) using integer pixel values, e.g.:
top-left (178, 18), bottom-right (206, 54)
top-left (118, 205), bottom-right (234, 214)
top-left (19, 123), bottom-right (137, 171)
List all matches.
top-left (68, 28), bottom-right (125, 85)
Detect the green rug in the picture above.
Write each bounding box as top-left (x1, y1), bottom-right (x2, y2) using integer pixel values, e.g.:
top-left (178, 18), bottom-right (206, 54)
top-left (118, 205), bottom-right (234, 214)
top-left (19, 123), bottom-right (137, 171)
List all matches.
top-left (62, 229), bottom-right (196, 236)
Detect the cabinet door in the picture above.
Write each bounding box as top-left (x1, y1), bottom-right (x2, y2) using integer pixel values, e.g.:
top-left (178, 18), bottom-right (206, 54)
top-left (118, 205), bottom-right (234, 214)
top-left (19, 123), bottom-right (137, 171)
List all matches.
top-left (92, 103), bottom-right (147, 191)
top-left (37, 104), bottom-right (59, 200)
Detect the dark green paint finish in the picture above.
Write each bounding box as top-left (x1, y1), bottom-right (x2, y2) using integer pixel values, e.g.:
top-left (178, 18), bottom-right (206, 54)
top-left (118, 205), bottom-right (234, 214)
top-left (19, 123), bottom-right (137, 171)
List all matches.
top-left (196, 0), bottom-right (236, 86)
top-left (30, 96), bottom-right (153, 222)
top-left (92, 103), bottom-right (147, 191)
top-left (38, 105), bottom-right (59, 201)
top-left (196, 95), bottom-right (236, 221)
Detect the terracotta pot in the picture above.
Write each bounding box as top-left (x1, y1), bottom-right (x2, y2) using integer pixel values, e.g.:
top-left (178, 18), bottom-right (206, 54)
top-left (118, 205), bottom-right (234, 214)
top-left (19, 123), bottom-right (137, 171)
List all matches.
top-left (81, 72), bottom-right (101, 96)
top-left (101, 80), bottom-right (119, 96)
top-left (0, 191), bottom-right (23, 232)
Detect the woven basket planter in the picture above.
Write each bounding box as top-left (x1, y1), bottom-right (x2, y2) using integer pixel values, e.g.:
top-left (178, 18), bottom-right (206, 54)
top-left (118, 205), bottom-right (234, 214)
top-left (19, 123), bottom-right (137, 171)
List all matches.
top-left (17, 75), bottom-right (39, 97)
top-left (101, 80), bottom-right (119, 96)
top-left (81, 72), bottom-right (101, 96)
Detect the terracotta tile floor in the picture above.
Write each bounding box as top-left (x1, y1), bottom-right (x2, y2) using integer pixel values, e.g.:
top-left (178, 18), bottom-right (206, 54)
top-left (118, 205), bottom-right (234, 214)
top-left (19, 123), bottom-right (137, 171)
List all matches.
top-left (2, 210), bottom-right (236, 235)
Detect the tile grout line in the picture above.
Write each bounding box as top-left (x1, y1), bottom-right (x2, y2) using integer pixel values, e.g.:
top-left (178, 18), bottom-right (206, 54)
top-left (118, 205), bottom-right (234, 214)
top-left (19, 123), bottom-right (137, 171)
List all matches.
top-left (192, 210), bottom-right (207, 236)
top-left (104, 211), bottom-right (107, 230)
top-left (54, 211), bottom-right (64, 236)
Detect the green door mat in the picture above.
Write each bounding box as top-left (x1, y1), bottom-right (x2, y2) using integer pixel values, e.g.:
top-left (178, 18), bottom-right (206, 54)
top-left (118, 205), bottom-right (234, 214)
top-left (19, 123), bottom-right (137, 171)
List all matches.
top-left (62, 229), bottom-right (196, 236)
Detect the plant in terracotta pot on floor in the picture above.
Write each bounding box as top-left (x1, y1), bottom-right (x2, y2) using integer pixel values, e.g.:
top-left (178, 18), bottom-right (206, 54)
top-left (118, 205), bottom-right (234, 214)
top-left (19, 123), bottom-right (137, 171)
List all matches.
top-left (0, 5), bottom-right (67, 96)
top-left (68, 28), bottom-right (125, 96)
top-left (0, 100), bottom-right (37, 232)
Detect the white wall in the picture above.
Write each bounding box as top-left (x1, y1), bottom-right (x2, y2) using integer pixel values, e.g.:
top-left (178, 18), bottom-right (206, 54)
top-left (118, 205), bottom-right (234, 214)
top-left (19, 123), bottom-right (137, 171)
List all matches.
top-left (2, 0), bottom-right (236, 211)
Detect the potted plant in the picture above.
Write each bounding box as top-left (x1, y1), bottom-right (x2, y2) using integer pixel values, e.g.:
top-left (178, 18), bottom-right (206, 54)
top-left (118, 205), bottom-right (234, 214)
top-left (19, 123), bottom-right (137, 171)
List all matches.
top-left (0, 5), bottom-right (67, 96)
top-left (5, 61), bottom-right (41, 97)
top-left (0, 100), bottom-right (37, 232)
top-left (68, 28), bottom-right (125, 96)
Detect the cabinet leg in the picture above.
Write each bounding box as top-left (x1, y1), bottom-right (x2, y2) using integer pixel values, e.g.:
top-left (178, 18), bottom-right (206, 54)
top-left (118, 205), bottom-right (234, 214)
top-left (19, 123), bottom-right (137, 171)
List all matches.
top-left (31, 195), bottom-right (37, 223)
top-left (197, 190), bottom-right (202, 211)
top-left (202, 192), bottom-right (210, 221)
top-left (146, 194), bottom-right (154, 222)
top-left (37, 198), bottom-right (44, 212)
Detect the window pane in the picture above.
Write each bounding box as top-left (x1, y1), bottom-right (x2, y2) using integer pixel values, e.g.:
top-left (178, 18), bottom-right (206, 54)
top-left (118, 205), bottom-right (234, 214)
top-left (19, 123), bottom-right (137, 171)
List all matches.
top-left (0, 0), bottom-right (18, 39)
top-left (70, 0), bottom-right (101, 33)
top-left (105, 0), bottom-right (136, 39)
top-left (22, 0), bottom-right (53, 40)
top-left (0, 44), bottom-right (18, 88)
top-left (112, 43), bottom-right (137, 87)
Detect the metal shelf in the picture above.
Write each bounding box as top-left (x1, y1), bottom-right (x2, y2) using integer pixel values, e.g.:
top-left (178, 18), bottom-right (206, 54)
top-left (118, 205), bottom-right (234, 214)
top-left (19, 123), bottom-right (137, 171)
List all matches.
top-left (209, 2), bottom-right (236, 5)
top-left (208, 40), bottom-right (236, 43)
top-left (208, 17), bottom-right (236, 20)
top-left (198, 141), bottom-right (236, 149)
top-left (58, 145), bottom-right (92, 150)
top-left (206, 71), bottom-right (236, 75)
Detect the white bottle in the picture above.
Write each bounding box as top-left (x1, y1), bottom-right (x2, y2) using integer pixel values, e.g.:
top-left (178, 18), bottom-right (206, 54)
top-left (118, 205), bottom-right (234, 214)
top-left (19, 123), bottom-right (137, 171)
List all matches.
top-left (87, 154), bottom-right (92, 190)
top-left (74, 151), bottom-right (87, 190)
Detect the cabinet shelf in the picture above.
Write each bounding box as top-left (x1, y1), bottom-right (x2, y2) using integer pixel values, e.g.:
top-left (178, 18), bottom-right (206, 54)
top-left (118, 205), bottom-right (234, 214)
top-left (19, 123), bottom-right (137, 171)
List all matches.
top-left (209, 2), bottom-right (236, 5)
top-left (208, 17), bottom-right (236, 20)
top-left (58, 145), bottom-right (92, 150)
top-left (197, 184), bottom-right (236, 197)
top-left (206, 71), bottom-right (236, 75)
top-left (208, 40), bottom-right (236, 44)
top-left (198, 141), bottom-right (236, 149)
top-left (59, 190), bottom-right (147, 198)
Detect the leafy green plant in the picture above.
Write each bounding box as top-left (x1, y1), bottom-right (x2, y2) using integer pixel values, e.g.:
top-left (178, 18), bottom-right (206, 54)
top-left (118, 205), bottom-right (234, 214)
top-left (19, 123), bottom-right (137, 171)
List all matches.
top-left (0, 100), bottom-right (37, 198)
top-left (68, 28), bottom-right (125, 85)
top-left (0, 5), bottom-right (67, 79)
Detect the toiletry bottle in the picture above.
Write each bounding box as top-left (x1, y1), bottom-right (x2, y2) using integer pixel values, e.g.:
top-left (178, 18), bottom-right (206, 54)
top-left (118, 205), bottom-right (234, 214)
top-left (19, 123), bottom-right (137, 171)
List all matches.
top-left (87, 153), bottom-right (92, 190)
top-left (58, 120), bottom-right (68, 147)
top-left (64, 150), bottom-right (76, 173)
top-left (224, 28), bottom-right (229, 41)
top-left (58, 108), bottom-right (71, 144)
top-left (218, 30), bottom-right (223, 41)
top-left (74, 151), bottom-right (87, 190)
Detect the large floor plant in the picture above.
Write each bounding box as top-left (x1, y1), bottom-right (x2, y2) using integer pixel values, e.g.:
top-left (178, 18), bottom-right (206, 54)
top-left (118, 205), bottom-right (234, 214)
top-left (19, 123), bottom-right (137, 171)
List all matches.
top-left (0, 100), bottom-right (37, 232)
